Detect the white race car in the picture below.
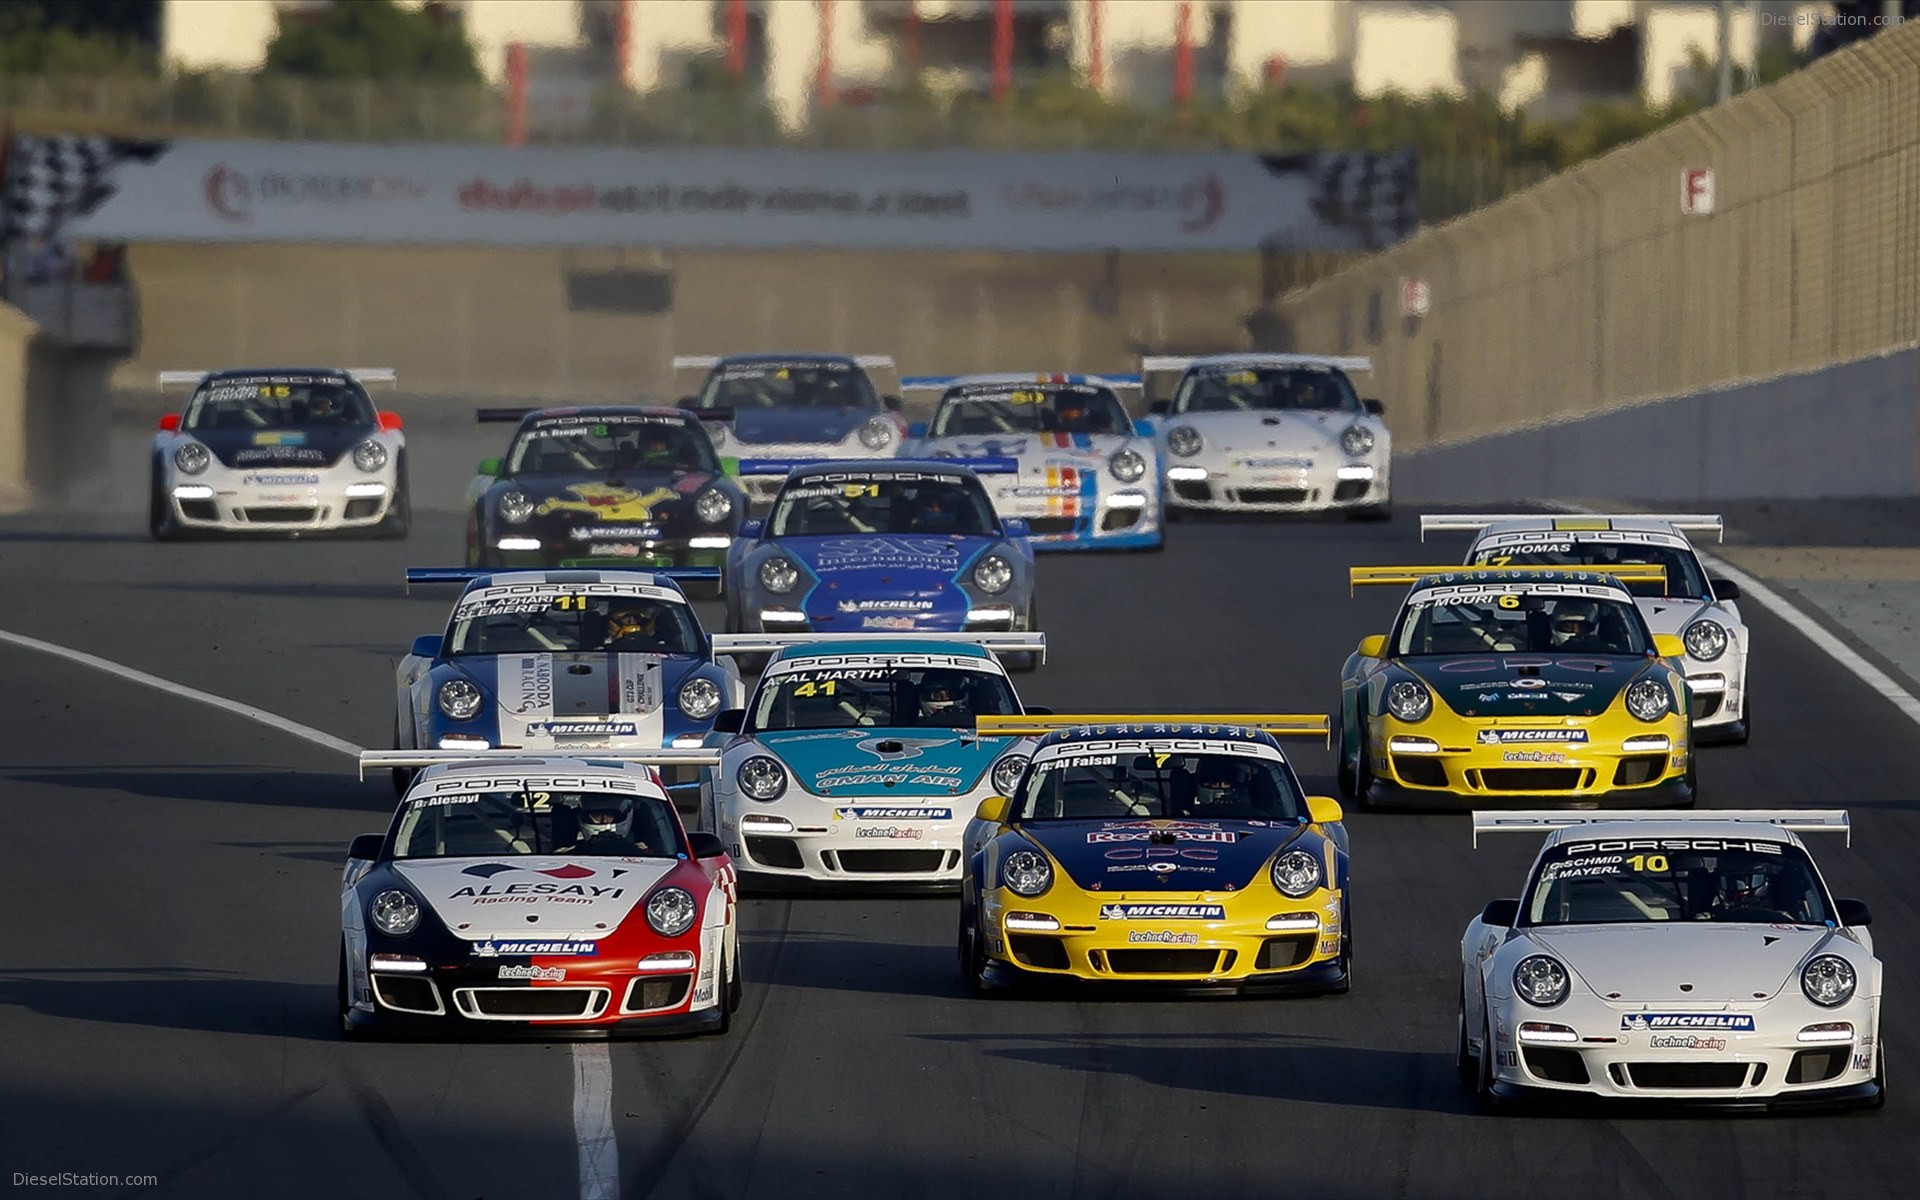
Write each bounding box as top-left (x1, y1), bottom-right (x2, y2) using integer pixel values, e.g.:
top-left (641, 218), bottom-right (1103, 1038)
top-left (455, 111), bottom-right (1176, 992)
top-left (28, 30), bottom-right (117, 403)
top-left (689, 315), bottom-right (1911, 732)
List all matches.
top-left (694, 634), bottom-right (1047, 891)
top-left (899, 373), bottom-right (1164, 551)
top-left (150, 367), bottom-right (410, 539)
top-left (1142, 353), bottom-right (1390, 520)
top-left (1423, 513), bottom-right (1749, 744)
top-left (1459, 809), bottom-right (1883, 1112)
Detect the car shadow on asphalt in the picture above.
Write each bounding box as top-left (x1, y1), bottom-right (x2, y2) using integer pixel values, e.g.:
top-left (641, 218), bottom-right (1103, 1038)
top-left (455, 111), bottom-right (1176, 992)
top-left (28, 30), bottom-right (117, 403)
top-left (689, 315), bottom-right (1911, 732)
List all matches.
top-left (2, 767), bottom-right (396, 813)
top-left (134, 581), bottom-right (426, 602)
top-left (0, 968), bottom-right (339, 1041)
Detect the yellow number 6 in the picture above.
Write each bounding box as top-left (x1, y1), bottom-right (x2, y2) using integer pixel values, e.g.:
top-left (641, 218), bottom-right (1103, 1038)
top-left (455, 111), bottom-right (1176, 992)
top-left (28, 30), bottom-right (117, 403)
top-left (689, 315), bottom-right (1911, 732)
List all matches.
top-left (1497, 594), bottom-right (1520, 609)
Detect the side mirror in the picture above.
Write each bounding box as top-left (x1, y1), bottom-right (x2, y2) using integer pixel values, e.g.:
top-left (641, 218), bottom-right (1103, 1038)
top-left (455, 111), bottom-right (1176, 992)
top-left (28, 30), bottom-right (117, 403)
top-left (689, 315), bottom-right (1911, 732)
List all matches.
top-left (1837, 897), bottom-right (1872, 927)
top-left (738, 518), bottom-right (764, 540)
top-left (1653, 633), bottom-right (1686, 660)
top-left (975, 795), bottom-right (1012, 825)
top-left (158, 413), bottom-right (181, 432)
top-left (348, 833), bottom-right (385, 861)
top-left (1133, 418), bottom-right (1154, 438)
top-left (1002, 516), bottom-right (1032, 539)
top-left (478, 456), bottom-right (503, 476)
top-left (687, 831), bottom-right (728, 860)
top-left (1024, 705), bottom-right (1054, 715)
top-left (410, 634), bottom-right (443, 659)
top-left (1480, 898), bottom-right (1521, 928)
top-left (1358, 634), bottom-right (1387, 659)
top-left (907, 421), bottom-right (928, 439)
top-left (378, 411), bottom-right (404, 431)
top-left (1363, 398), bottom-right (1385, 416)
top-left (1709, 577), bottom-right (1741, 601)
top-left (711, 708), bottom-right (745, 734)
top-left (882, 394), bottom-right (903, 412)
top-left (1148, 399), bottom-right (1171, 416)
top-left (1305, 795), bottom-right (1344, 825)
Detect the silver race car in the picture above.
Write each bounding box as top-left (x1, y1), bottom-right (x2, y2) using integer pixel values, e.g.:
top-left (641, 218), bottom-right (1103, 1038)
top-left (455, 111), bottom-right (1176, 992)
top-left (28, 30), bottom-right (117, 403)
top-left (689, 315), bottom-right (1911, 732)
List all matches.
top-left (1459, 809), bottom-right (1882, 1112)
top-left (1423, 513), bottom-right (1749, 744)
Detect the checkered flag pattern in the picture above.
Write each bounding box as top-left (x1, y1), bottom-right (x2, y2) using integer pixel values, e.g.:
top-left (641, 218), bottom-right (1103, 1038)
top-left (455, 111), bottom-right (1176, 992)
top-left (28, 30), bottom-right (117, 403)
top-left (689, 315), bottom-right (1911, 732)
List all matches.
top-left (1260, 150), bottom-right (1420, 251)
top-left (2, 135), bottom-right (169, 241)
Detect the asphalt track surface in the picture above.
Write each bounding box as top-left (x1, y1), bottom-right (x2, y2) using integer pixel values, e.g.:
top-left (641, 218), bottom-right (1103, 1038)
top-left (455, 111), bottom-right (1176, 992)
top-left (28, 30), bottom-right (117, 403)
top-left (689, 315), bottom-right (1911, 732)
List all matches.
top-left (2, 418), bottom-right (1914, 1199)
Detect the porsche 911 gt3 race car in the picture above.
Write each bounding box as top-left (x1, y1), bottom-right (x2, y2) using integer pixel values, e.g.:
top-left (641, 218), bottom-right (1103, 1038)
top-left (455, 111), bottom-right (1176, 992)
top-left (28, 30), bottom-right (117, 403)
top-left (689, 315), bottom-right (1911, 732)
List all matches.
top-left (721, 458), bottom-right (1041, 670)
top-left (674, 353), bottom-right (906, 508)
top-left (957, 716), bottom-right (1350, 994)
top-left (1422, 513), bottom-right (1750, 745)
top-left (695, 634), bottom-right (1049, 891)
top-left (391, 568), bottom-right (745, 790)
top-left (898, 373), bottom-right (1164, 551)
top-left (1459, 809), bottom-right (1882, 1111)
top-left (1141, 353), bottom-right (1389, 520)
top-left (340, 751), bottom-right (739, 1038)
top-left (1338, 565), bottom-right (1696, 809)
top-left (149, 366), bottom-right (410, 540)
top-left (463, 406), bottom-right (745, 577)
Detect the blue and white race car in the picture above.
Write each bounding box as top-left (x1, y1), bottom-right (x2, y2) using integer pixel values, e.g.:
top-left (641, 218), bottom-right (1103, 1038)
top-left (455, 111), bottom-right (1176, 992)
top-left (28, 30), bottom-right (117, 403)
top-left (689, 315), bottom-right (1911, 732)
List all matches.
top-left (720, 459), bottom-right (1041, 670)
top-left (390, 568), bottom-right (745, 790)
top-left (696, 636), bottom-right (1047, 891)
top-left (674, 353), bottom-right (906, 509)
top-left (899, 373), bottom-right (1163, 552)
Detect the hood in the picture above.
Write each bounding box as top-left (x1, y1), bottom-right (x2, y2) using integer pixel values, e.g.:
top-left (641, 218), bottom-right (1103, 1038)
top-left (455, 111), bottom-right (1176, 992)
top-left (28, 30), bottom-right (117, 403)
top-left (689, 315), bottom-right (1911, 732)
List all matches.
top-left (1169, 410), bottom-right (1359, 459)
top-left (935, 432), bottom-right (1127, 463)
top-left (481, 652), bottom-right (696, 747)
top-left (187, 423), bottom-right (374, 469)
top-left (756, 728), bottom-right (1007, 798)
top-left (395, 857), bottom-right (676, 939)
top-left (787, 534), bottom-right (976, 581)
top-left (731, 406), bottom-right (873, 445)
top-left (498, 472), bottom-right (720, 537)
top-left (1528, 923), bottom-right (1839, 1003)
top-left (1021, 818), bottom-right (1306, 893)
top-left (1406, 655), bottom-right (1646, 719)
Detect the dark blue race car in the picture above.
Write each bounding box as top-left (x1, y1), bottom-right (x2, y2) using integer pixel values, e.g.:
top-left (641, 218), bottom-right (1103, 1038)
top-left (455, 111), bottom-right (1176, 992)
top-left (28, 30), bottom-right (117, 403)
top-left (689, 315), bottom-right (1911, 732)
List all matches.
top-left (720, 459), bottom-right (1040, 671)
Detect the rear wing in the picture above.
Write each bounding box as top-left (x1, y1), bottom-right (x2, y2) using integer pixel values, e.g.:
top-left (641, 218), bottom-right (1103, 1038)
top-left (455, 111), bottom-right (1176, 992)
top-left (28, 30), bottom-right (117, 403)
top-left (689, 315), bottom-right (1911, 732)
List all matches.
top-left (477, 408), bottom-right (537, 423)
top-left (1420, 513), bottom-right (1725, 543)
top-left (712, 631), bottom-right (1046, 664)
top-left (672, 355), bottom-right (896, 371)
top-left (974, 713), bottom-right (1330, 748)
top-left (899, 373), bottom-right (1144, 391)
top-left (1347, 563), bottom-right (1667, 595)
top-left (357, 748), bottom-right (722, 782)
top-left (403, 566), bottom-right (721, 593)
top-left (1472, 809), bottom-right (1850, 848)
top-left (735, 457), bottom-right (1019, 477)
top-left (1140, 354), bottom-right (1372, 375)
top-left (158, 367), bottom-right (397, 391)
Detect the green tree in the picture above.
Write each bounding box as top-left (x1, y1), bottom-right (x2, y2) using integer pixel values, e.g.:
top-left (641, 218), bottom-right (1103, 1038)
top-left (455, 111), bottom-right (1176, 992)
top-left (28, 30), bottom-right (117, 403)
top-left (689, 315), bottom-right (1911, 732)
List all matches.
top-left (0, 1), bottom-right (157, 76)
top-left (263, 0), bottom-right (481, 83)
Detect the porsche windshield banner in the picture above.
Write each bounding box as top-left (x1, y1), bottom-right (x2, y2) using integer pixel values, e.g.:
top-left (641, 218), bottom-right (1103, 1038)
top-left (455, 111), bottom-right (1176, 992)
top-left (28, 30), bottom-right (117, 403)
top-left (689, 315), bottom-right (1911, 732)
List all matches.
top-left (9, 135), bottom-right (1418, 253)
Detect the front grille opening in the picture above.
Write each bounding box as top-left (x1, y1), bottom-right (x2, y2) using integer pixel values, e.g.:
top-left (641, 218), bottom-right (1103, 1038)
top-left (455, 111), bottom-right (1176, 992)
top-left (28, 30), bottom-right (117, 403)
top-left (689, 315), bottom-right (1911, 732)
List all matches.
top-left (179, 500), bottom-right (219, 521)
top-left (1692, 694), bottom-right (1725, 720)
top-left (1099, 508), bottom-right (1141, 532)
top-left (1787, 1048), bottom-right (1848, 1084)
top-left (744, 836), bottom-right (804, 870)
top-left (1236, 487), bottom-right (1310, 505)
top-left (1521, 1047), bottom-right (1591, 1084)
top-left (1256, 936), bottom-right (1314, 971)
top-left (1171, 479), bottom-right (1212, 502)
top-left (1475, 767), bottom-right (1588, 792)
top-left (833, 849), bottom-right (948, 874)
top-left (1613, 755), bottom-right (1668, 787)
top-left (1393, 756), bottom-right (1448, 788)
top-left (372, 975), bottom-right (442, 1014)
top-left (1009, 935), bottom-right (1069, 970)
top-left (1625, 1062), bottom-right (1750, 1089)
top-left (622, 975), bottom-right (692, 1014)
top-left (1103, 948), bottom-right (1223, 975)
top-left (1025, 517), bottom-right (1079, 536)
top-left (461, 987), bottom-right (604, 1018)
top-left (243, 506), bottom-right (320, 523)
top-left (343, 498), bottom-right (382, 520)
top-left (1332, 479), bottom-right (1372, 502)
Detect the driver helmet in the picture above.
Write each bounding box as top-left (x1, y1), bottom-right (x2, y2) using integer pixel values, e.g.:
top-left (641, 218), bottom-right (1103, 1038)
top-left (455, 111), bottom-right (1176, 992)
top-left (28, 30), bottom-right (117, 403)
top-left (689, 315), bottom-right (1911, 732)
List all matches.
top-left (1054, 396), bottom-right (1089, 430)
top-left (638, 426), bottom-right (676, 467)
top-left (308, 391), bottom-right (339, 421)
top-left (1193, 758), bottom-right (1243, 805)
top-left (1550, 599), bottom-right (1599, 645)
top-left (919, 677), bottom-right (966, 720)
top-left (913, 488), bottom-right (960, 532)
top-left (577, 794), bottom-right (634, 843)
top-left (605, 602), bottom-right (658, 645)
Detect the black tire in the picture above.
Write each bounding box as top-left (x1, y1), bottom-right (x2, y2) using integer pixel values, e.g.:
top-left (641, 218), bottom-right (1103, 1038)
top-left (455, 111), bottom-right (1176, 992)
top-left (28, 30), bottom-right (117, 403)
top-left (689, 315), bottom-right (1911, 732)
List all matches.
top-left (376, 461), bottom-right (412, 540)
top-left (1731, 695), bottom-right (1751, 746)
top-left (710, 939), bottom-right (740, 1036)
top-left (390, 721), bottom-right (414, 796)
top-left (1353, 726), bottom-right (1377, 811)
top-left (1330, 898), bottom-right (1352, 995)
top-left (957, 902), bottom-right (994, 998)
top-left (1868, 1038), bottom-right (1886, 1110)
top-left (338, 943), bottom-right (364, 1040)
top-left (1335, 708), bottom-right (1358, 800)
top-left (1456, 992), bottom-right (1477, 1091)
top-left (1476, 1014), bottom-right (1504, 1112)
top-left (1007, 599), bottom-right (1040, 674)
top-left (149, 470), bottom-right (182, 542)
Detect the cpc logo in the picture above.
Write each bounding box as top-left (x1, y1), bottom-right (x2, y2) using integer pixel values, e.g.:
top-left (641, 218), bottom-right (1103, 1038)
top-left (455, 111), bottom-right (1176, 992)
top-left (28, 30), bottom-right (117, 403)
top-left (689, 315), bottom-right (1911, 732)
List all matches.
top-left (205, 164), bottom-right (252, 222)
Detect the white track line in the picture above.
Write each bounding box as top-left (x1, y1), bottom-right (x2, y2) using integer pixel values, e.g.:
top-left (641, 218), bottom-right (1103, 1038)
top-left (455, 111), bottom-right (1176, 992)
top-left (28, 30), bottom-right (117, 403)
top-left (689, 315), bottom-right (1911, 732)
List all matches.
top-left (0, 623), bottom-right (621, 1200)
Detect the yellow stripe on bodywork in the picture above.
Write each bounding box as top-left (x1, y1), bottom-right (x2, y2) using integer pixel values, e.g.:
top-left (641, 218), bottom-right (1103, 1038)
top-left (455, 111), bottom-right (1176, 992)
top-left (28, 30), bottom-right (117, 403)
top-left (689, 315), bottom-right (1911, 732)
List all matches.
top-left (976, 713), bottom-right (1331, 746)
top-left (1347, 564), bottom-right (1666, 594)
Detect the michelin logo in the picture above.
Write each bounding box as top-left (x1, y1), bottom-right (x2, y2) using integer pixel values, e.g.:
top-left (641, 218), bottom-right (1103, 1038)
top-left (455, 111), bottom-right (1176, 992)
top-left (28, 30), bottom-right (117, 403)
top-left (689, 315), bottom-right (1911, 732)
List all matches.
top-left (1098, 904), bottom-right (1225, 921)
top-left (471, 940), bottom-right (601, 957)
top-left (1477, 729), bottom-right (1589, 745)
top-left (531, 721), bottom-right (641, 737)
top-left (834, 806), bottom-right (954, 821)
top-left (1621, 1013), bottom-right (1756, 1032)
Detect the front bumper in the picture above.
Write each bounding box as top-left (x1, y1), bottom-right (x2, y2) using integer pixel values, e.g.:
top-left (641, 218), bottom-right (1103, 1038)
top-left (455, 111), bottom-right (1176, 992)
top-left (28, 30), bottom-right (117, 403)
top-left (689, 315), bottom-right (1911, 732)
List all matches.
top-left (1163, 462), bottom-right (1387, 513)
top-left (990, 483), bottom-right (1161, 550)
top-left (486, 536), bottom-right (732, 572)
top-left (167, 473), bottom-right (397, 531)
top-left (745, 606), bottom-right (1026, 635)
top-left (1684, 662), bottom-right (1747, 740)
top-left (1369, 717), bottom-right (1694, 809)
top-left (348, 958), bottom-right (721, 1037)
top-left (722, 806), bottom-right (971, 889)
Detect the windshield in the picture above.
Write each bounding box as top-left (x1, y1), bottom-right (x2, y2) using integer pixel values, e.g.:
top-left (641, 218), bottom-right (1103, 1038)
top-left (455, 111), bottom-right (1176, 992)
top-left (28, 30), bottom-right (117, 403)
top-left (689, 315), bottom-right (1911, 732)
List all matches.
top-left (183, 377), bottom-right (375, 431)
top-left (393, 787), bottom-right (684, 860)
top-left (1525, 838), bottom-right (1831, 926)
top-left (1015, 749), bottom-right (1305, 822)
top-left (447, 590), bottom-right (704, 655)
top-left (749, 663), bottom-right (1018, 731)
top-left (1394, 583), bottom-right (1651, 656)
top-left (931, 384), bottom-right (1132, 437)
top-left (1469, 538), bottom-right (1710, 599)
top-left (507, 414), bottom-right (717, 475)
top-left (768, 471), bottom-right (998, 537)
top-left (693, 360), bottom-right (879, 412)
top-left (1172, 366), bottom-right (1360, 415)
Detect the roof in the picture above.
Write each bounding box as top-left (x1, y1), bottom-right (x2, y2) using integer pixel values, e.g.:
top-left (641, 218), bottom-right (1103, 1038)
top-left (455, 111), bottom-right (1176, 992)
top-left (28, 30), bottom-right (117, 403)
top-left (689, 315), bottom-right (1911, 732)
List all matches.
top-left (1543, 819), bottom-right (1804, 849)
top-left (1030, 723), bottom-right (1287, 752)
top-left (519, 405), bottom-right (691, 421)
top-left (770, 639), bottom-right (996, 663)
top-left (1408, 568), bottom-right (1635, 592)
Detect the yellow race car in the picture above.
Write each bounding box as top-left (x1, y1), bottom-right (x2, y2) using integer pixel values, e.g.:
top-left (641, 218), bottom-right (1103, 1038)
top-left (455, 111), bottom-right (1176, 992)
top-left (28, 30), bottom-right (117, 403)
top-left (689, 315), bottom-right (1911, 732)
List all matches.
top-left (958, 716), bottom-right (1350, 995)
top-left (1336, 566), bottom-right (1696, 810)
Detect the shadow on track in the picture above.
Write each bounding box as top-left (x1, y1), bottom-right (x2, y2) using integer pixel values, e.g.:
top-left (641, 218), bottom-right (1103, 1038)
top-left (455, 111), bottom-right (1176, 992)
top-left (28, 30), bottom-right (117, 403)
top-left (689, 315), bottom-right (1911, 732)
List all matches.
top-left (3, 766), bottom-right (392, 813)
top-left (0, 968), bottom-right (336, 1040)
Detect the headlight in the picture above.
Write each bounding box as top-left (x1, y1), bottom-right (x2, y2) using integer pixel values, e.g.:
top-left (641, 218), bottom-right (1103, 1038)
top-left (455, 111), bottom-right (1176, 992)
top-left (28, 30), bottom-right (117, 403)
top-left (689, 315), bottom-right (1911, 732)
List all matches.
top-left (1270, 848), bottom-right (1324, 898)
top-left (1802, 955), bottom-right (1857, 1007)
top-left (352, 439), bottom-right (389, 473)
top-left (370, 889), bottom-right (421, 937)
top-left (973, 555), bottom-right (1012, 595)
top-left (498, 490), bottom-right (534, 524)
top-left (1166, 425), bottom-right (1203, 457)
top-left (1683, 619), bottom-right (1728, 661)
top-left (1109, 448), bottom-right (1147, 483)
top-left (645, 886), bottom-right (698, 937)
top-left (437, 679), bottom-right (484, 720)
top-left (1002, 849), bottom-right (1053, 897)
top-left (1340, 424), bottom-right (1376, 457)
top-left (174, 442), bottom-right (211, 475)
top-left (857, 418), bottom-right (895, 450)
top-left (759, 557), bottom-right (799, 594)
top-left (990, 754), bottom-right (1029, 796)
top-left (679, 677), bottom-right (722, 720)
top-left (1385, 680), bottom-right (1432, 723)
top-left (1625, 676), bottom-right (1672, 722)
top-left (1512, 955), bottom-right (1569, 1007)
top-left (737, 755), bottom-right (788, 801)
top-left (694, 488), bottom-right (734, 525)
